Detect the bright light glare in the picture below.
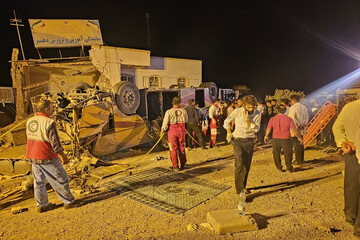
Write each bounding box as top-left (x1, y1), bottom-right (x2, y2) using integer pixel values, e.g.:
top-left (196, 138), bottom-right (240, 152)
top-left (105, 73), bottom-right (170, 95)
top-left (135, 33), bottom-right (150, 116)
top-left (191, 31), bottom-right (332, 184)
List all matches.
top-left (306, 67), bottom-right (360, 100)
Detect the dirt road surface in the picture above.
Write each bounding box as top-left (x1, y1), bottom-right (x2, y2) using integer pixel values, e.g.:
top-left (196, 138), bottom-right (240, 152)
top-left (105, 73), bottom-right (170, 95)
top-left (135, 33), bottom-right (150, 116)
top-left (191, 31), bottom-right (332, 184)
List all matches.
top-left (0, 143), bottom-right (356, 240)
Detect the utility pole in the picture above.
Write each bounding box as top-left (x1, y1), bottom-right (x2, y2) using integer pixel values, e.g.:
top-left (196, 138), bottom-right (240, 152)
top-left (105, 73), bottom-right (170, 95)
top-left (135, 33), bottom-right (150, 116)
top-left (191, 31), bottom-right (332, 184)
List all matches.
top-left (10, 9), bottom-right (26, 60)
top-left (145, 12), bottom-right (151, 50)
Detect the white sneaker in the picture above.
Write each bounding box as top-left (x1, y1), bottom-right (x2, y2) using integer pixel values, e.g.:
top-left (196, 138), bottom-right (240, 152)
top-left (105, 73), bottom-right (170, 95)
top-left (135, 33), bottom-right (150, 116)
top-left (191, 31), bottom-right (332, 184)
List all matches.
top-left (238, 191), bottom-right (246, 215)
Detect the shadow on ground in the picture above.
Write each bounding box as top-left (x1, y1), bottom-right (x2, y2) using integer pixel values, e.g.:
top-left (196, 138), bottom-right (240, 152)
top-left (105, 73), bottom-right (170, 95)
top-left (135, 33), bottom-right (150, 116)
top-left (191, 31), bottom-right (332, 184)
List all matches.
top-left (305, 158), bottom-right (338, 168)
top-left (246, 171), bottom-right (342, 202)
top-left (251, 208), bottom-right (318, 229)
top-left (251, 212), bottom-right (286, 229)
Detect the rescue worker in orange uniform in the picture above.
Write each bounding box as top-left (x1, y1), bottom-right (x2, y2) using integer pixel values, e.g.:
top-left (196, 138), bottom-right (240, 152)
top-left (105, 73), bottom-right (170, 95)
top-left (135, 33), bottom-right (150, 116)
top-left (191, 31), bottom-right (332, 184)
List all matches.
top-left (161, 97), bottom-right (188, 171)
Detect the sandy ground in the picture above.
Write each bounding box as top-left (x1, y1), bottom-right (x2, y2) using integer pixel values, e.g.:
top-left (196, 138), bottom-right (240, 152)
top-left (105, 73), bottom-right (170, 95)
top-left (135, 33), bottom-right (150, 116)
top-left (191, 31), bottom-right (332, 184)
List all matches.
top-left (0, 142), bottom-right (357, 240)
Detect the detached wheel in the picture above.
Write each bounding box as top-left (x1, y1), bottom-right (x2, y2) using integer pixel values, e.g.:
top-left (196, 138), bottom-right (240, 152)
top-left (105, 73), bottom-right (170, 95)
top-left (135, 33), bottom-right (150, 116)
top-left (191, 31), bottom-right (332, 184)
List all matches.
top-left (199, 82), bottom-right (218, 102)
top-left (113, 82), bottom-right (140, 115)
top-left (69, 82), bottom-right (91, 92)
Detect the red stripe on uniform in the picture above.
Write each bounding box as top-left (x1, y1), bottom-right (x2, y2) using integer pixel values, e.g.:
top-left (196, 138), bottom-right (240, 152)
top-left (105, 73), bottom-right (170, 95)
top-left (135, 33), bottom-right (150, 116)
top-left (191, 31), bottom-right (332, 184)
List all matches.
top-left (26, 139), bottom-right (58, 160)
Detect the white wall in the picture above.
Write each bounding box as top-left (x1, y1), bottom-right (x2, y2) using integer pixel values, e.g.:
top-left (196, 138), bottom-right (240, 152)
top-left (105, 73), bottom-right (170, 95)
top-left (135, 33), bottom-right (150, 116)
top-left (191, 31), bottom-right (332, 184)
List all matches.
top-left (134, 56), bottom-right (202, 89)
top-left (90, 45), bottom-right (150, 86)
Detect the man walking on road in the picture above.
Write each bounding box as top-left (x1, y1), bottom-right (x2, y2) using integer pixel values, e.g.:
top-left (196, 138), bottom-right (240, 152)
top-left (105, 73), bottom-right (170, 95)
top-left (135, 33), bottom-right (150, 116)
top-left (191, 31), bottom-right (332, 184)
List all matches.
top-left (288, 95), bottom-right (309, 166)
top-left (333, 99), bottom-right (360, 237)
top-left (26, 99), bottom-right (77, 213)
top-left (208, 99), bottom-right (221, 147)
top-left (161, 97), bottom-right (188, 170)
top-left (265, 105), bottom-right (302, 172)
top-left (223, 95), bottom-right (261, 214)
top-left (185, 99), bottom-right (206, 149)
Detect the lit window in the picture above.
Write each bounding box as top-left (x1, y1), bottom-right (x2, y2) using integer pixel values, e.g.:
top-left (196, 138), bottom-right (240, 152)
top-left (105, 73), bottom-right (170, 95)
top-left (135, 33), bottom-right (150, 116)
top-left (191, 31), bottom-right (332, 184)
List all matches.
top-left (149, 76), bottom-right (161, 88)
top-left (121, 75), bottom-right (133, 82)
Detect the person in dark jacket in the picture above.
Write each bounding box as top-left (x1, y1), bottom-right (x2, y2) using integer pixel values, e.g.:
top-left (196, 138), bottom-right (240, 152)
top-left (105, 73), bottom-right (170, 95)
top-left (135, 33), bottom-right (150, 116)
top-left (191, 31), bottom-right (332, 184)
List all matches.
top-left (185, 99), bottom-right (206, 149)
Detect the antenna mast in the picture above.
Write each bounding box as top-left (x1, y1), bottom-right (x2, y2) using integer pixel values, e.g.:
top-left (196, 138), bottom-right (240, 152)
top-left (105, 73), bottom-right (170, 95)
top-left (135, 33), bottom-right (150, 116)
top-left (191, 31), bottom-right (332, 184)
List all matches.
top-left (10, 9), bottom-right (26, 60)
top-left (146, 13), bottom-right (151, 50)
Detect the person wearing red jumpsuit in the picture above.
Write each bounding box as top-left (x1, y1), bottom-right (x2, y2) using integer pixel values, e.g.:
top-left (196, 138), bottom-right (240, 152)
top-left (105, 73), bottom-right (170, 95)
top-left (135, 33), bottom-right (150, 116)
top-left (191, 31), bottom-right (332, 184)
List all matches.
top-left (161, 97), bottom-right (188, 170)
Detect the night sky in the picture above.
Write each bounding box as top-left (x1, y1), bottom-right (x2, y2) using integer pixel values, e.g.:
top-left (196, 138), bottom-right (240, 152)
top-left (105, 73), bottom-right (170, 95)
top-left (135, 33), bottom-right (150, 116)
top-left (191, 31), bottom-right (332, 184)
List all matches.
top-left (1, 0), bottom-right (360, 98)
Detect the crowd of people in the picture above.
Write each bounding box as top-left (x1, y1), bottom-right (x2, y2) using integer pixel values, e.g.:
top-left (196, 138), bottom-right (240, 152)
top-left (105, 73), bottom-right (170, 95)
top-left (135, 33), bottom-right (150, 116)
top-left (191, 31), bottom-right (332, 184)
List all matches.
top-left (160, 94), bottom-right (310, 166)
top-left (158, 94), bottom-right (312, 214)
top-left (25, 93), bottom-right (360, 237)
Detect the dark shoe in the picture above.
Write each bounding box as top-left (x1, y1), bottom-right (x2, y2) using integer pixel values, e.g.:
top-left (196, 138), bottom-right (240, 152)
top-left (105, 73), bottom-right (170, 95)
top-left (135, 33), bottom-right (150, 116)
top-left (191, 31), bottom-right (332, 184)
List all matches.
top-left (37, 203), bottom-right (56, 213)
top-left (180, 164), bottom-right (189, 170)
top-left (64, 199), bottom-right (81, 210)
top-left (287, 168), bottom-right (294, 173)
top-left (202, 146), bottom-right (207, 149)
top-left (277, 167), bottom-right (285, 172)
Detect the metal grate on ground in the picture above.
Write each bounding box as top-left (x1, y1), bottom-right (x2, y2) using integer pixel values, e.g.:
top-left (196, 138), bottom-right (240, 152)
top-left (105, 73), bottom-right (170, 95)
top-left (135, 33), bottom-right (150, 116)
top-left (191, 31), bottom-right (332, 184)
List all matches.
top-left (102, 167), bottom-right (231, 214)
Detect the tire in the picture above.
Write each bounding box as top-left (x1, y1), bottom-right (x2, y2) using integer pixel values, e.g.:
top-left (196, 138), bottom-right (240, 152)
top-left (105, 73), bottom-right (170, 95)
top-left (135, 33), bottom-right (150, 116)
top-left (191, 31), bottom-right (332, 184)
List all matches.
top-left (199, 82), bottom-right (218, 102)
top-left (69, 82), bottom-right (91, 92)
top-left (113, 82), bottom-right (140, 115)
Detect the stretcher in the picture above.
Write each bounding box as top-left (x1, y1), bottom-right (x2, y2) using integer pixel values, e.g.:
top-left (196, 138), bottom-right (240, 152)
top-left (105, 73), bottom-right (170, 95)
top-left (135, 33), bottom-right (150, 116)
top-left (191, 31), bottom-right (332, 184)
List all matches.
top-left (303, 101), bottom-right (337, 149)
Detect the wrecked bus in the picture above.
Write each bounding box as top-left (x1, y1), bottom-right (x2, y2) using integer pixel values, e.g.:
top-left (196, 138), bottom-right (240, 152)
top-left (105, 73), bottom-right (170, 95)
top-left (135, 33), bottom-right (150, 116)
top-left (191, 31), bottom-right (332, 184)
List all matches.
top-left (6, 47), bottom-right (218, 157)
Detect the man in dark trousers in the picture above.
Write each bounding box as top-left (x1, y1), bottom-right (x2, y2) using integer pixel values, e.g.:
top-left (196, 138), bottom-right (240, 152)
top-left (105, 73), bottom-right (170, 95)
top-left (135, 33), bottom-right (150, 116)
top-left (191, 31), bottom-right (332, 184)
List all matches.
top-left (333, 99), bottom-right (360, 237)
top-left (265, 105), bottom-right (302, 172)
top-left (185, 99), bottom-right (206, 149)
top-left (223, 95), bottom-right (261, 214)
top-left (288, 95), bottom-right (309, 166)
top-left (161, 97), bottom-right (188, 170)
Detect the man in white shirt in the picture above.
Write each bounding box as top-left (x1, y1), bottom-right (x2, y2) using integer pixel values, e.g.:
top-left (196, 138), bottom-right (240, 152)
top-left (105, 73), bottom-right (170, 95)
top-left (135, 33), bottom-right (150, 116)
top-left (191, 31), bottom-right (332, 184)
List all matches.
top-left (288, 95), bottom-right (309, 165)
top-left (333, 99), bottom-right (360, 237)
top-left (256, 99), bottom-right (266, 144)
top-left (208, 99), bottom-right (220, 147)
top-left (226, 101), bottom-right (236, 132)
top-left (223, 95), bottom-right (261, 214)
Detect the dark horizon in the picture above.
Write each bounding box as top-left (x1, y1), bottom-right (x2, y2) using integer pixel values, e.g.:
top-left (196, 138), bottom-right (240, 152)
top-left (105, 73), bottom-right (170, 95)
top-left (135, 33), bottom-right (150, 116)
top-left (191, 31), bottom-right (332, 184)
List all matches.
top-left (1, 0), bottom-right (360, 99)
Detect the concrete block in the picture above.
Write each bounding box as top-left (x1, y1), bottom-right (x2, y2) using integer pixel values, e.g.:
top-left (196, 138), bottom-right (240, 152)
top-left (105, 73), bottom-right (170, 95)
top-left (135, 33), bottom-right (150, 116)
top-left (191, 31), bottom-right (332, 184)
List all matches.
top-left (207, 209), bottom-right (258, 234)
